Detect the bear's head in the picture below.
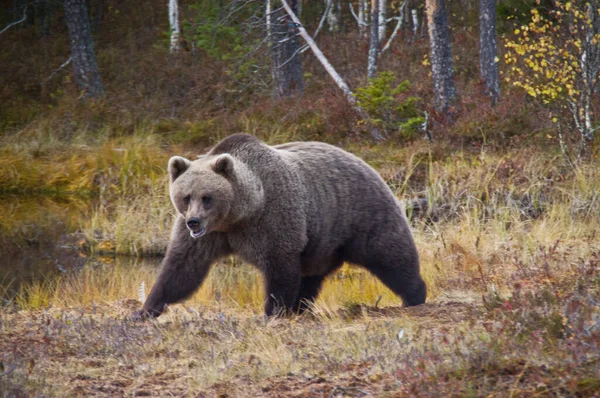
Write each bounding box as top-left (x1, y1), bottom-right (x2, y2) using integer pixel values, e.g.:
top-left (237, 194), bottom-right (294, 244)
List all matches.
top-left (167, 154), bottom-right (264, 238)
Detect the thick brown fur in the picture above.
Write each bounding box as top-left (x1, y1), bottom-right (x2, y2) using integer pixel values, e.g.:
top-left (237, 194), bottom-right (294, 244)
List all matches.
top-left (141, 134), bottom-right (426, 318)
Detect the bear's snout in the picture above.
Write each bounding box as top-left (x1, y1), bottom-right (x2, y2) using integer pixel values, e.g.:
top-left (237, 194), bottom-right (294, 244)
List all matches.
top-left (186, 217), bottom-right (207, 238)
top-left (186, 217), bottom-right (202, 230)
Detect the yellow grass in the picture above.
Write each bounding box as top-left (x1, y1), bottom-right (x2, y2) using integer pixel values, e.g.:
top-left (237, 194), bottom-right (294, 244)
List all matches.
top-left (2, 140), bottom-right (599, 397)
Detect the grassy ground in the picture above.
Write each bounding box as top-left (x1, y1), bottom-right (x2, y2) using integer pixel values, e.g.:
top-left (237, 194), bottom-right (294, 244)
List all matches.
top-left (1, 260), bottom-right (598, 397)
top-left (1, 138), bottom-right (599, 397)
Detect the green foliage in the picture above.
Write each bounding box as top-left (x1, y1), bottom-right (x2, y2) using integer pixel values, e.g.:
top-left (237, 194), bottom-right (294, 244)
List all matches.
top-left (355, 72), bottom-right (424, 139)
top-left (184, 1), bottom-right (255, 61)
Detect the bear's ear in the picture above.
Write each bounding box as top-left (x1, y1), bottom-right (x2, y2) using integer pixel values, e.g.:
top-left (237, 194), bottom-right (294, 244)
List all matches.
top-left (168, 156), bottom-right (191, 182)
top-left (212, 154), bottom-right (234, 176)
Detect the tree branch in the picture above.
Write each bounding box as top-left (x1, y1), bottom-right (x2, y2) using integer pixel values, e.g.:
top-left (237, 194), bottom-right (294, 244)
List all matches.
top-left (380, 0), bottom-right (407, 55)
top-left (0, 4), bottom-right (29, 35)
top-left (41, 56), bottom-right (73, 86)
top-left (349, 3), bottom-right (369, 27)
top-left (279, 0), bottom-right (385, 141)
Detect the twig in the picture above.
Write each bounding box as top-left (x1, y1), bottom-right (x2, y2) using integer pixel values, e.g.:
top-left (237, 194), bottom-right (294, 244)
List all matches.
top-left (41, 56), bottom-right (73, 86)
top-left (421, 110), bottom-right (432, 142)
top-left (380, 0), bottom-right (408, 55)
top-left (349, 3), bottom-right (369, 27)
top-left (299, 0), bottom-right (332, 54)
top-left (0, 4), bottom-right (29, 35)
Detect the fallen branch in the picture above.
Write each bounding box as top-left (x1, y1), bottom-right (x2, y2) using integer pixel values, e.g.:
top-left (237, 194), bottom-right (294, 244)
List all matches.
top-left (279, 0), bottom-right (384, 141)
top-left (299, 0), bottom-right (333, 54)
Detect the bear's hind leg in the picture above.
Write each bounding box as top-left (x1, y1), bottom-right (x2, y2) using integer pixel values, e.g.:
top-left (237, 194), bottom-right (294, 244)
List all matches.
top-left (295, 275), bottom-right (325, 313)
top-left (347, 233), bottom-right (426, 307)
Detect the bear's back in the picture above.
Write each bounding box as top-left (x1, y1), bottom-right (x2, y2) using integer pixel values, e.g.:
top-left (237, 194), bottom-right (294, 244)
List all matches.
top-left (274, 140), bottom-right (407, 258)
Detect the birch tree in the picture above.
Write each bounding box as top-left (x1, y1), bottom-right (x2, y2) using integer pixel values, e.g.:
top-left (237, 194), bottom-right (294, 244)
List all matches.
top-left (368, 0), bottom-right (379, 78)
top-left (425, 0), bottom-right (456, 113)
top-left (411, 8), bottom-right (419, 37)
top-left (380, 0), bottom-right (407, 55)
top-left (349, 0), bottom-right (368, 37)
top-left (378, 0), bottom-right (386, 43)
top-left (271, 0), bottom-right (304, 97)
top-left (326, 0), bottom-right (341, 32)
top-left (505, 2), bottom-right (600, 153)
top-left (280, 0), bottom-right (384, 140)
top-left (169, 0), bottom-right (181, 53)
top-left (479, 0), bottom-right (499, 105)
top-left (359, 0), bottom-right (368, 37)
top-left (64, 0), bottom-right (104, 98)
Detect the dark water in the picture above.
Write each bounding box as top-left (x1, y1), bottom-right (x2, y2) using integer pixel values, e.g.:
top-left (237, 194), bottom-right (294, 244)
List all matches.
top-left (0, 195), bottom-right (160, 302)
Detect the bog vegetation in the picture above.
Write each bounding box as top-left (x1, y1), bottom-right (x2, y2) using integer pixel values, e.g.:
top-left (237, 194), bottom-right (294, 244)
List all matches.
top-left (0, 0), bottom-right (599, 396)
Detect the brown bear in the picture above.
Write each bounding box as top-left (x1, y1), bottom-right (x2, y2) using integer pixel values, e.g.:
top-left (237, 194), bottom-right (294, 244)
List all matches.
top-left (139, 134), bottom-right (426, 318)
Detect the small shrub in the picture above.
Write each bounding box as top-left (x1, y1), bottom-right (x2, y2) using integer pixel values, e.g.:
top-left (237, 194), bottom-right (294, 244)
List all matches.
top-left (355, 71), bottom-right (425, 140)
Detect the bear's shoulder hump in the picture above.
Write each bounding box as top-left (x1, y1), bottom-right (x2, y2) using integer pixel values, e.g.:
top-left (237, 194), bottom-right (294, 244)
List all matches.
top-left (210, 134), bottom-right (260, 155)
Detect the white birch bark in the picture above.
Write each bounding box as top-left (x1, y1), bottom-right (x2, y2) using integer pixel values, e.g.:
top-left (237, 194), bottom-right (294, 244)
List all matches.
top-left (279, 0), bottom-right (384, 141)
top-left (169, 0), bottom-right (181, 53)
top-left (350, 0), bottom-right (368, 37)
top-left (380, 0), bottom-right (407, 55)
top-left (326, 0), bottom-right (340, 32)
top-left (378, 0), bottom-right (386, 43)
top-left (411, 8), bottom-right (418, 37)
top-left (358, 0), bottom-right (366, 26)
top-left (368, 0), bottom-right (379, 78)
top-left (266, 0), bottom-right (271, 39)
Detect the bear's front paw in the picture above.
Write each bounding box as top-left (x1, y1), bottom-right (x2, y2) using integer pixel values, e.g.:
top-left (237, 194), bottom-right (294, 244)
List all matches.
top-left (129, 307), bottom-right (162, 322)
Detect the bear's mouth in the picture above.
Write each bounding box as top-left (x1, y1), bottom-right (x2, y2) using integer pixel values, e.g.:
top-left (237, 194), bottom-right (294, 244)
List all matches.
top-left (189, 228), bottom-right (206, 239)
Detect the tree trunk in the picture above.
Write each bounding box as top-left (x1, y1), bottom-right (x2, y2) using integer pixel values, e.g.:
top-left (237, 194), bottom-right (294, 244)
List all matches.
top-left (326, 0), bottom-right (340, 32)
top-left (64, 0), bottom-right (104, 98)
top-left (271, 0), bottom-right (304, 97)
top-left (368, 0), bottom-right (379, 78)
top-left (411, 8), bottom-right (418, 37)
top-left (358, 0), bottom-right (367, 37)
top-left (479, 0), bottom-right (499, 105)
top-left (425, 0), bottom-right (456, 113)
top-left (169, 0), bottom-right (181, 53)
top-left (378, 0), bottom-right (386, 43)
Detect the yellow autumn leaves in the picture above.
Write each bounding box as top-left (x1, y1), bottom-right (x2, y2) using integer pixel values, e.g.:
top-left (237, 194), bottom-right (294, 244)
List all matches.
top-left (504, 4), bottom-right (598, 105)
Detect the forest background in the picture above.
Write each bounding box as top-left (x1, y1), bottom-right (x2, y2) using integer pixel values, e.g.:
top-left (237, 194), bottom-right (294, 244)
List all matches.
top-left (0, 0), bottom-right (599, 396)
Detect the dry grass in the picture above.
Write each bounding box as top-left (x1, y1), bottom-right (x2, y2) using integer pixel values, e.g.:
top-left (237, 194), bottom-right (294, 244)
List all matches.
top-left (1, 256), bottom-right (598, 397)
top-left (1, 138), bottom-right (600, 396)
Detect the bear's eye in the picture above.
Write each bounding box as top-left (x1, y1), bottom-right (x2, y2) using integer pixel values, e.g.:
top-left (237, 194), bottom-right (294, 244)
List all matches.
top-left (183, 195), bottom-right (191, 205)
top-left (202, 195), bottom-right (212, 207)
